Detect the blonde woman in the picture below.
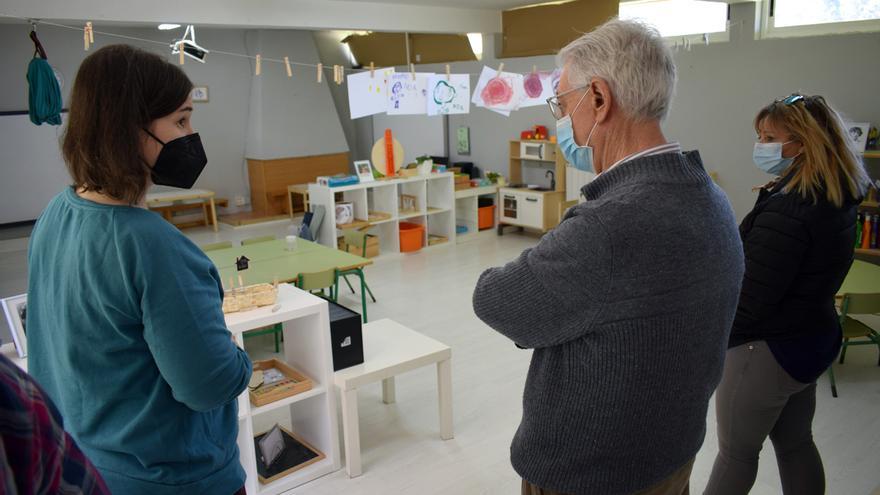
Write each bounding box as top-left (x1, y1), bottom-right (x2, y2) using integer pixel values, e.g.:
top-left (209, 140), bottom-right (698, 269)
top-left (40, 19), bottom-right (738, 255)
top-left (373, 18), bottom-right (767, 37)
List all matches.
top-left (704, 94), bottom-right (870, 495)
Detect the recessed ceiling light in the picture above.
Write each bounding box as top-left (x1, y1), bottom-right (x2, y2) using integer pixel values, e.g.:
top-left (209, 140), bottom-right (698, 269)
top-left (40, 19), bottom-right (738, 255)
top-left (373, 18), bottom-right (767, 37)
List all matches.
top-left (158, 24), bottom-right (181, 31)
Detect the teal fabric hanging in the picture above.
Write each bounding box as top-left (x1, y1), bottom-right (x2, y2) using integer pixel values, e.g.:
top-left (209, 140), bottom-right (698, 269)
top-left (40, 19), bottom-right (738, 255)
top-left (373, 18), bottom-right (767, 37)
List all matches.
top-left (27, 29), bottom-right (62, 126)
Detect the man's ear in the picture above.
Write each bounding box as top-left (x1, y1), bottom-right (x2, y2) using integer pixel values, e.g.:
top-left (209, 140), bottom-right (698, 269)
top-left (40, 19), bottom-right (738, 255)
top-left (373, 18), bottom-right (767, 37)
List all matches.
top-left (590, 78), bottom-right (613, 124)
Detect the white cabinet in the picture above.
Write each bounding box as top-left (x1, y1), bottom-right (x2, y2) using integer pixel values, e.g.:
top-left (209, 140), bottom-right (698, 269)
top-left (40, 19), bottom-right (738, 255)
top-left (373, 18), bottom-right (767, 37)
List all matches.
top-left (498, 187), bottom-right (564, 233)
top-left (309, 174), bottom-right (455, 255)
top-left (227, 285), bottom-right (340, 495)
top-left (454, 185), bottom-right (498, 241)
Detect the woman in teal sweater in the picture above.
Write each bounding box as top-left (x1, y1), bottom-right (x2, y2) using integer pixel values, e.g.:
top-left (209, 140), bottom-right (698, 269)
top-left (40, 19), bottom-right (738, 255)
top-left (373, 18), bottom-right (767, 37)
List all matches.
top-left (27, 45), bottom-right (252, 495)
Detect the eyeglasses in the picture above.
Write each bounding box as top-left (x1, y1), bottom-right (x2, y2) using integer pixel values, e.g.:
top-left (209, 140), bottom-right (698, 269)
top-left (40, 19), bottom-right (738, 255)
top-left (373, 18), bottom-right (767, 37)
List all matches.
top-left (780, 94), bottom-right (804, 106)
top-left (546, 84), bottom-right (589, 120)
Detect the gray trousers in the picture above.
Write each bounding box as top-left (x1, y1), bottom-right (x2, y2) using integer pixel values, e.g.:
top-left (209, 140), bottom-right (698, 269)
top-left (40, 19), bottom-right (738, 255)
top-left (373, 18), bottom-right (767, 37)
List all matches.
top-left (704, 341), bottom-right (825, 495)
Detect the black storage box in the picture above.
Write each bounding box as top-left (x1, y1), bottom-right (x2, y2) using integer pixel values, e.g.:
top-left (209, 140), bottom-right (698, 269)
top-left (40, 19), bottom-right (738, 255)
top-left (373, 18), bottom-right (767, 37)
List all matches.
top-left (478, 197), bottom-right (494, 208)
top-left (327, 300), bottom-right (364, 371)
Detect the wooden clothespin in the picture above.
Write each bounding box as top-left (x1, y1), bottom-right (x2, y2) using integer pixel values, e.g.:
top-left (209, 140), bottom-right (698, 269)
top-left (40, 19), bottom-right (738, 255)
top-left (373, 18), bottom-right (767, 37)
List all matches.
top-left (335, 65), bottom-right (343, 85)
top-left (369, 62), bottom-right (375, 78)
top-left (496, 62), bottom-right (504, 76)
top-left (83, 22), bottom-right (92, 51)
top-left (179, 44), bottom-right (185, 65)
top-left (317, 63), bottom-right (323, 83)
top-left (410, 63), bottom-right (416, 80)
top-left (338, 66), bottom-right (345, 85)
top-left (532, 65), bottom-right (537, 74)
top-left (255, 54), bottom-right (261, 76)
top-left (238, 274), bottom-right (244, 287)
top-left (284, 56), bottom-right (292, 78)
top-left (445, 64), bottom-right (451, 81)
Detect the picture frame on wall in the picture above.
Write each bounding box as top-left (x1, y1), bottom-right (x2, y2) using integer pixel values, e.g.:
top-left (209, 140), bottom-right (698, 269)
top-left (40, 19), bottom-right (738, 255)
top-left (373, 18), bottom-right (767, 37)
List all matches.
top-left (192, 86), bottom-right (209, 103)
top-left (354, 160), bottom-right (374, 183)
top-left (847, 122), bottom-right (870, 152)
top-left (457, 126), bottom-right (470, 155)
top-left (1, 294), bottom-right (27, 358)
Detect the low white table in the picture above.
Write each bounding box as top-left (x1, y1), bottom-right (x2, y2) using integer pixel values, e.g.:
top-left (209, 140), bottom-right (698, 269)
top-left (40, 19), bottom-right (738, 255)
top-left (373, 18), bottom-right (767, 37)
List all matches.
top-left (145, 188), bottom-right (218, 232)
top-left (333, 319), bottom-right (453, 477)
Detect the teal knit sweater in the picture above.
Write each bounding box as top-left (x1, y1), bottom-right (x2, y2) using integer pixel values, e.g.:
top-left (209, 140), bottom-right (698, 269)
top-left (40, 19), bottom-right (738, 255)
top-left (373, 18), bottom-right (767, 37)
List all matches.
top-left (27, 187), bottom-right (252, 495)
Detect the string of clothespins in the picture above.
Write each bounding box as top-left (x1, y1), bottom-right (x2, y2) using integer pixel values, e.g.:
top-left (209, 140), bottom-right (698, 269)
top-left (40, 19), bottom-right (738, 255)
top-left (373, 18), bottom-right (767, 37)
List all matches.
top-left (6, 14), bottom-right (626, 85)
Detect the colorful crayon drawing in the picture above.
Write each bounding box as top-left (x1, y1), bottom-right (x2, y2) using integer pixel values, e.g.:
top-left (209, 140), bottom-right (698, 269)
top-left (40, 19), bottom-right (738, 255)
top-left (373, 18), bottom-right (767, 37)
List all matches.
top-left (427, 74), bottom-right (470, 116)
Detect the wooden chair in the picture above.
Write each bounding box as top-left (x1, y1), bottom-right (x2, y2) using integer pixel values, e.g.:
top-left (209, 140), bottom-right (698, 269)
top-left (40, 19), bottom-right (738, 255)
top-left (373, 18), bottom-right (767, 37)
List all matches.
top-left (296, 268), bottom-right (339, 302)
top-left (828, 292), bottom-right (880, 397)
top-left (201, 241), bottom-right (233, 251)
top-left (241, 235), bottom-right (275, 246)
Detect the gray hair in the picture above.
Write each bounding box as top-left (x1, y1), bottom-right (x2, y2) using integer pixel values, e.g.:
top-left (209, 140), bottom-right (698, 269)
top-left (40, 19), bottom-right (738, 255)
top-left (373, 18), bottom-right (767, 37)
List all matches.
top-left (557, 18), bottom-right (677, 121)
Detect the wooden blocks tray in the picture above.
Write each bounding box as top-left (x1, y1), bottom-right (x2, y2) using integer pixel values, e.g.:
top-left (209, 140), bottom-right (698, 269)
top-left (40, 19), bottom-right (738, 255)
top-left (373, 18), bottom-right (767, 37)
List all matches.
top-left (249, 359), bottom-right (313, 407)
top-left (222, 283), bottom-right (278, 314)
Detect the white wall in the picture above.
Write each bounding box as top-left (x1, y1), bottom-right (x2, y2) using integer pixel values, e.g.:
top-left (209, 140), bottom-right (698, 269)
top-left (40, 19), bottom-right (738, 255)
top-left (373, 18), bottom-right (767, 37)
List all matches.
top-left (244, 29), bottom-right (349, 161)
top-left (0, 23), bottom-right (351, 216)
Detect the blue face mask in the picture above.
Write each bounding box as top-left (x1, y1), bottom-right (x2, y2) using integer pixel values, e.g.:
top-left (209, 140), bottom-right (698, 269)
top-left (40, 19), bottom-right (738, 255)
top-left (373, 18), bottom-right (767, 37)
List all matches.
top-left (557, 116), bottom-right (598, 173)
top-left (753, 141), bottom-right (795, 176)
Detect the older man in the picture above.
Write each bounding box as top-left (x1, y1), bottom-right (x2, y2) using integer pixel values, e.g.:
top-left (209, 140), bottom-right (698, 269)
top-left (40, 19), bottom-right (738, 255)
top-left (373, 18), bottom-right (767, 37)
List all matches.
top-left (473, 19), bottom-right (744, 495)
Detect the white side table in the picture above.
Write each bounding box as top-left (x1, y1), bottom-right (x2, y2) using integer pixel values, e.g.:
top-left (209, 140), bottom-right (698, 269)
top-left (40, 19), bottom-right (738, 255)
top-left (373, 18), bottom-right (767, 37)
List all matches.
top-left (333, 319), bottom-right (453, 477)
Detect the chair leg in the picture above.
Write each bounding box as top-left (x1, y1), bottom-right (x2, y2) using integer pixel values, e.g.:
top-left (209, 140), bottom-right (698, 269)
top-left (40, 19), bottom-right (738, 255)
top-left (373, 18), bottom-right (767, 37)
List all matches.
top-left (828, 364), bottom-right (838, 398)
top-left (343, 275), bottom-right (356, 294)
top-left (839, 339), bottom-right (849, 364)
top-left (364, 280), bottom-right (377, 303)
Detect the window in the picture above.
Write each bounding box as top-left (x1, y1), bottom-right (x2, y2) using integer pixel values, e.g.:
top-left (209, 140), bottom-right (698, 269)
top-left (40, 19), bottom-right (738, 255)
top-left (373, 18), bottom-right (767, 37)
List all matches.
top-left (764, 0), bottom-right (880, 37)
top-left (619, 0), bottom-right (729, 41)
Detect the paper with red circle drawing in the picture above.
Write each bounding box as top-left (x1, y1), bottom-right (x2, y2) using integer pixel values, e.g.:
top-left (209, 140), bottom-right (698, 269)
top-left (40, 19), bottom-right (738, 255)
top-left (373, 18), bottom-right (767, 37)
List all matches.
top-left (471, 66), bottom-right (524, 114)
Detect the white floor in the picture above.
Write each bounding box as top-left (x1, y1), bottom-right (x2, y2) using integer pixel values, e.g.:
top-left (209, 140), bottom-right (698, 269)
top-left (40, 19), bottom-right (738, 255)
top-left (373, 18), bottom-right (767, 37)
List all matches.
top-left (2, 220), bottom-right (879, 494)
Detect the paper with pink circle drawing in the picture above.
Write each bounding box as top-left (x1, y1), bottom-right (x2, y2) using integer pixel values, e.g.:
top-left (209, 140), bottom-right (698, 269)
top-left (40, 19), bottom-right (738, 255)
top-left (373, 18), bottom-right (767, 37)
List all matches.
top-left (471, 66), bottom-right (524, 114)
top-left (519, 70), bottom-right (558, 108)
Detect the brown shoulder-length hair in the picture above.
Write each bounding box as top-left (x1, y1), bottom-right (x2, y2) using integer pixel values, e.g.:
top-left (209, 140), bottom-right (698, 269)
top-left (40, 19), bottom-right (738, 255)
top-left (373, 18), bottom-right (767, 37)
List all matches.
top-left (755, 94), bottom-right (869, 208)
top-left (62, 44), bottom-right (193, 204)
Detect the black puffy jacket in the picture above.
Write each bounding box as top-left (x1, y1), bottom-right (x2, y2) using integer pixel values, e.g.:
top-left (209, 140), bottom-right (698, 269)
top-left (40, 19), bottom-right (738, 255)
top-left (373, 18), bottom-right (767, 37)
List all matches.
top-left (729, 174), bottom-right (860, 381)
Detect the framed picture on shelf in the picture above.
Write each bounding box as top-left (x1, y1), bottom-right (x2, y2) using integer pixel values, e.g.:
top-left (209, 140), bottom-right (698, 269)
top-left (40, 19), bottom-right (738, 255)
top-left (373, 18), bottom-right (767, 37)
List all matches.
top-left (1, 294), bottom-right (27, 358)
top-left (335, 202), bottom-right (354, 225)
top-left (847, 122), bottom-right (870, 152)
top-left (354, 160), bottom-right (374, 183)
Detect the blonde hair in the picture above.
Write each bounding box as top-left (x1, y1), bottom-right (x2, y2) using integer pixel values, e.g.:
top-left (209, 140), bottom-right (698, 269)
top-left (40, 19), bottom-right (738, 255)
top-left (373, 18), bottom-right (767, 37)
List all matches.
top-left (755, 94), bottom-right (869, 208)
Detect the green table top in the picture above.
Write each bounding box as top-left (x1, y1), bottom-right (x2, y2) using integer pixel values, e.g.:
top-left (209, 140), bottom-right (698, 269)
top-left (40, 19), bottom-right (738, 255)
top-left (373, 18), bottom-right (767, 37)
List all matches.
top-left (838, 260), bottom-right (880, 295)
top-left (205, 238), bottom-right (371, 286)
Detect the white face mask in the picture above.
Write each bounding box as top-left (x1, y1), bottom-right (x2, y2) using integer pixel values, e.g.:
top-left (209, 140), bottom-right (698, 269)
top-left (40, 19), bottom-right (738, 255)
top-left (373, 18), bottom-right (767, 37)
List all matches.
top-left (753, 140), bottom-right (796, 176)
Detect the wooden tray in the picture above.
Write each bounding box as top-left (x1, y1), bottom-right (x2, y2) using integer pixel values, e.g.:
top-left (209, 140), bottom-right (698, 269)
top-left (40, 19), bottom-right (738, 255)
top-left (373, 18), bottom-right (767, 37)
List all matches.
top-left (254, 425), bottom-right (326, 484)
top-left (249, 359), bottom-right (313, 407)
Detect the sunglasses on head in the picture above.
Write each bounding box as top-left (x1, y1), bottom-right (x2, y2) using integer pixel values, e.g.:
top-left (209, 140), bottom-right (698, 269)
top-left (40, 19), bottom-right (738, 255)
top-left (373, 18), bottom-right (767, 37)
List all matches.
top-left (779, 94), bottom-right (805, 106)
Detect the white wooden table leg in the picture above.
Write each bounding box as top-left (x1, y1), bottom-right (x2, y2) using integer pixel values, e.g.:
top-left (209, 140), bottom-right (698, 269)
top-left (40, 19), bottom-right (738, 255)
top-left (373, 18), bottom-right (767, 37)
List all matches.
top-left (437, 358), bottom-right (453, 440)
top-left (340, 388), bottom-right (362, 477)
top-left (382, 377), bottom-right (396, 404)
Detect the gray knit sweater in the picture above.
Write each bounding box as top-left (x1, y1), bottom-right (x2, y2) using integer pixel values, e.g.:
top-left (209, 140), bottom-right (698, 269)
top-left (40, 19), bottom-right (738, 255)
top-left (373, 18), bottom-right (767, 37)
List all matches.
top-left (473, 151), bottom-right (744, 495)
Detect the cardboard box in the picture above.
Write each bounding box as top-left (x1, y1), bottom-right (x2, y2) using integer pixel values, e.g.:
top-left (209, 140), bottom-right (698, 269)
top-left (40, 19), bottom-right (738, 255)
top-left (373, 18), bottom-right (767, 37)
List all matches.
top-left (342, 234), bottom-right (379, 258)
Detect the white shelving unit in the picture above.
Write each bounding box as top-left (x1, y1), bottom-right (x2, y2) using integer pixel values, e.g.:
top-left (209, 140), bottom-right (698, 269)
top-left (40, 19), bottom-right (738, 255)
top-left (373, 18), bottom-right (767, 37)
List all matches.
top-left (454, 185), bottom-right (498, 242)
top-left (228, 284), bottom-right (340, 495)
top-left (309, 173), bottom-right (455, 255)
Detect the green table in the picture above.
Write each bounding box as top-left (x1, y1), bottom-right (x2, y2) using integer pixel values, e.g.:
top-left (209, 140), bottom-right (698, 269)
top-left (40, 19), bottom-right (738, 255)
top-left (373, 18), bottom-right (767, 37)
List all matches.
top-left (838, 260), bottom-right (880, 295)
top-left (206, 239), bottom-right (373, 321)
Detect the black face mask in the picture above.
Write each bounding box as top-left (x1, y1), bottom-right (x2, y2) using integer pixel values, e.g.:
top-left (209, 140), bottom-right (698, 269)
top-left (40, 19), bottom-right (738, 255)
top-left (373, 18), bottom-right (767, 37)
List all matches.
top-left (145, 130), bottom-right (208, 189)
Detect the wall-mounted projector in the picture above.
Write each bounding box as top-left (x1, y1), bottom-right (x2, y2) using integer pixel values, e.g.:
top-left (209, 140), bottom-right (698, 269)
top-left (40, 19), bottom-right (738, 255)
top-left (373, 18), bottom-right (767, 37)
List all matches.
top-left (170, 25), bottom-right (209, 63)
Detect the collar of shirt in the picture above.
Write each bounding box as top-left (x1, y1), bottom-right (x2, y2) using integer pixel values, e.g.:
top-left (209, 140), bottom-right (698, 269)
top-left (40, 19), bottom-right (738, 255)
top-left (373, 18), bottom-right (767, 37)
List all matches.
top-left (607, 142), bottom-right (682, 172)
